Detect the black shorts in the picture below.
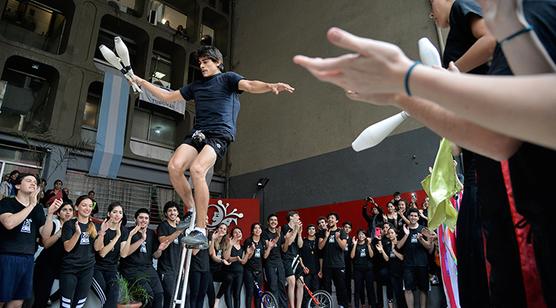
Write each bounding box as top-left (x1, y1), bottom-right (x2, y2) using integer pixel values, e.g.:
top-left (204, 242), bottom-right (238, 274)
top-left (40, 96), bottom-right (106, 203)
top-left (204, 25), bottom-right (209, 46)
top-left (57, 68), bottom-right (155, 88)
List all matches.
top-left (283, 255), bottom-right (303, 278)
top-left (183, 130), bottom-right (232, 159)
top-left (403, 266), bottom-right (429, 292)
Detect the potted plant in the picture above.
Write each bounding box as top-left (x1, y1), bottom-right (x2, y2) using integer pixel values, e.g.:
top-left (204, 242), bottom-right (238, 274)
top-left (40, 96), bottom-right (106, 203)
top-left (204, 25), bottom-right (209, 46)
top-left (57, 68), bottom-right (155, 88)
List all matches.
top-left (116, 274), bottom-right (152, 308)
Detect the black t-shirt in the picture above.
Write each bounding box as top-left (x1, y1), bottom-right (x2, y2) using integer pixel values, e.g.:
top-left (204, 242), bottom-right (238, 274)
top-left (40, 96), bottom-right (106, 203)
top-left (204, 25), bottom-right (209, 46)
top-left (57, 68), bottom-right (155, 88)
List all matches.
top-left (120, 227), bottom-right (158, 271)
top-left (442, 0), bottom-right (489, 74)
top-left (244, 237), bottom-right (265, 272)
top-left (353, 243), bottom-right (373, 270)
top-left (61, 219), bottom-right (96, 271)
top-left (179, 71), bottom-right (244, 139)
top-left (156, 221), bottom-right (184, 273)
top-left (191, 248), bottom-right (210, 273)
top-left (371, 237), bottom-right (388, 269)
top-left (300, 237), bottom-right (319, 273)
top-left (344, 236), bottom-right (353, 270)
top-left (386, 241), bottom-right (404, 276)
top-left (95, 227), bottom-right (128, 272)
top-left (281, 224), bottom-right (301, 261)
top-left (401, 225), bottom-right (428, 267)
top-left (0, 198), bottom-right (46, 255)
top-left (210, 245), bottom-right (224, 272)
top-left (262, 228), bottom-right (283, 265)
top-left (318, 228), bottom-right (347, 269)
top-left (228, 245), bottom-right (244, 273)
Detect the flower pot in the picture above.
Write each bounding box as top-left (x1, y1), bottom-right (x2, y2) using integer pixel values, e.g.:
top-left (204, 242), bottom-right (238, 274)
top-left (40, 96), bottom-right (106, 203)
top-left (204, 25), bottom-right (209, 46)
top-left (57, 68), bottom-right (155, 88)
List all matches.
top-left (117, 302), bottom-right (142, 308)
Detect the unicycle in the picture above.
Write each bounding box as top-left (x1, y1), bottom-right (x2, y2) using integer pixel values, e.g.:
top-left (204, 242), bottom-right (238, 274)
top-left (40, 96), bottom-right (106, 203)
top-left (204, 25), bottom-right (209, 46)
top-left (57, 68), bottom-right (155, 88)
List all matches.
top-left (253, 275), bottom-right (278, 308)
top-left (297, 277), bottom-right (333, 308)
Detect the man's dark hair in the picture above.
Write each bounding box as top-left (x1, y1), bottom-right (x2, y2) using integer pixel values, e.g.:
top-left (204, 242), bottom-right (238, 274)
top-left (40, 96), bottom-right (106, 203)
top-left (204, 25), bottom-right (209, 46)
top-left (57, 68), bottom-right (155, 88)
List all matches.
top-left (407, 208), bottom-right (420, 217)
top-left (14, 173), bottom-right (39, 186)
top-left (135, 208), bottom-right (150, 219)
top-left (327, 212), bottom-right (340, 221)
top-left (286, 210), bottom-right (299, 222)
top-left (393, 191), bottom-right (401, 196)
top-left (266, 213), bottom-right (278, 222)
top-left (342, 221), bottom-right (352, 228)
top-left (163, 201), bottom-right (179, 215)
top-left (196, 46), bottom-right (224, 71)
top-left (306, 224), bottom-right (315, 230)
top-left (316, 216), bottom-right (326, 223)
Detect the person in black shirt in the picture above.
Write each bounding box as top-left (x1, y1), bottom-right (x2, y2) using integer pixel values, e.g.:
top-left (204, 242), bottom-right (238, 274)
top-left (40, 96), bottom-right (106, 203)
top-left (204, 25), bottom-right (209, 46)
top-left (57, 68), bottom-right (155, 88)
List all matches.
top-left (60, 195), bottom-right (98, 308)
top-left (243, 223), bottom-right (266, 308)
top-left (318, 212), bottom-right (348, 308)
top-left (33, 202), bottom-right (73, 308)
top-left (300, 224), bottom-right (319, 306)
top-left (156, 201), bottom-right (187, 308)
top-left (92, 202), bottom-right (128, 308)
top-left (262, 213), bottom-right (287, 307)
top-left (371, 223), bottom-right (392, 307)
top-left (281, 211), bottom-right (304, 308)
top-left (397, 209), bottom-right (432, 308)
top-left (362, 198), bottom-right (387, 237)
top-left (189, 234), bottom-right (210, 308)
top-left (208, 223), bottom-right (232, 308)
top-left (223, 227), bottom-right (248, 308)
top-left (385, 227), bottom-right (406, 308)
top-left (0, 173), bottom-right (58, 307)
top-left (119, 208), bottom-right (170, 308)
top-left (342, 221), bottom-right (353, 306)
top-left (350, 229), bottom-right (375, 308)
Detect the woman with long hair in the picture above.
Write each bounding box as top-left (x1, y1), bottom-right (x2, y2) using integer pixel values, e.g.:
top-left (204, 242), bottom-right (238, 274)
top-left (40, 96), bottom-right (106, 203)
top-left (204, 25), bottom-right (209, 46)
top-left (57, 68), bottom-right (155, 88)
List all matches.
top-left (223, 227), bottom-right (248, 308)
top-left (243, 223), bottom-right (265, 308)
top-left (385, 227), bottom-right (406, 308)
top-left (33, 202), bottom-right (73, 308)
top-left (92, 201), bottom-right (128, 307)
top-left (208, 223), bottom-right (232, 308)
top-left (60, 195), bottom-right (97, 307)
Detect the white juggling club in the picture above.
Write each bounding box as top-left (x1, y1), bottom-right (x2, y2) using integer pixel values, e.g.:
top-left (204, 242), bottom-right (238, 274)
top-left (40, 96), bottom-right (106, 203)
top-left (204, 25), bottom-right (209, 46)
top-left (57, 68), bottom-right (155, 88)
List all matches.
top-left (351, 37), bottom-right (441, 152)
top-left (98, 44), bottom-right (142, 93)
top-left (114, 37), bottom-right (134, 75)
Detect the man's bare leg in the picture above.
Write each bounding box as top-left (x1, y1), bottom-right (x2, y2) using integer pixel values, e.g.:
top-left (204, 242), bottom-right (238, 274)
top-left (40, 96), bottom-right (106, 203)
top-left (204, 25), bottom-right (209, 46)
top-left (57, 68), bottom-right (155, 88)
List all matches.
top-left (189, 145), bottom-right (217, 229)
top-left (181, 145), bottom-right (216, 247)
top-left (168, 144), bottom-right (198, 211)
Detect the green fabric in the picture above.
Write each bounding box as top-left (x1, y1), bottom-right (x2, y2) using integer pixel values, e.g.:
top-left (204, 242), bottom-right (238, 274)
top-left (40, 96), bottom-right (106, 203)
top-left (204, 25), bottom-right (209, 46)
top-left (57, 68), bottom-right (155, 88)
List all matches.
top-left (421, 138), bottom-right (462, 230)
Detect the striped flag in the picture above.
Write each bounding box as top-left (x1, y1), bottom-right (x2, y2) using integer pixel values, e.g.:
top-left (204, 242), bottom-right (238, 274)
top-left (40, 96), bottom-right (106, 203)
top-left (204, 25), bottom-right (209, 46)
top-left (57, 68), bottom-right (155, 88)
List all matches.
top-left (89, 64), bottom-right (130, 178)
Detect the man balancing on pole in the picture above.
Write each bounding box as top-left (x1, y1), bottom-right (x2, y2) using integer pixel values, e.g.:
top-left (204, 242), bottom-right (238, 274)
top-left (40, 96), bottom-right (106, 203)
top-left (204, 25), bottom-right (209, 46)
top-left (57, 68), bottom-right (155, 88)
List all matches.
top-left (133, 46), bottom-right (294, 248)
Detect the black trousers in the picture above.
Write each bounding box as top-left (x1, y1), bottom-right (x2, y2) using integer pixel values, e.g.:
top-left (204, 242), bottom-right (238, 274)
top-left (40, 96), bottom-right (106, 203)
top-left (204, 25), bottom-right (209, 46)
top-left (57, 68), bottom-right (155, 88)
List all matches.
top-left (214, 270), bottom-right (233, 307)
top-left (228, 270), bottom-right (243, 308)
top-left (189, 271), bottom-right (209, 308)
top-left (158, 270), bottom-right (178, 308)
top-left (264, 262), bottom-right (287, 307)
top-left (92, 268), bottom-right (119, 308)
top-left (374, 266), bottom-right (392, 305)
top-left (322, 267), bottom-right (347, 307)
top-left (32, 261), bottom-right (59, 308)
top-left (390, 274), bottom-right (407, 308)
top-left (121, 267), bottom-right (164, 308)
top-left (244, 270), bottom-right (264, 308)
top-left (353, 267), bottom-right (376, 308)
top-left (59, 267), bottom-right (94, 308)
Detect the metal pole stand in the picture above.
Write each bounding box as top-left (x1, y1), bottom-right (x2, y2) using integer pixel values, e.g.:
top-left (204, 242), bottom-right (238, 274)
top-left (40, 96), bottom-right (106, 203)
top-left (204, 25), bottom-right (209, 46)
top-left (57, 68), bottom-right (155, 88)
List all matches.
top-left (171, 210), bottom-right (196, 308)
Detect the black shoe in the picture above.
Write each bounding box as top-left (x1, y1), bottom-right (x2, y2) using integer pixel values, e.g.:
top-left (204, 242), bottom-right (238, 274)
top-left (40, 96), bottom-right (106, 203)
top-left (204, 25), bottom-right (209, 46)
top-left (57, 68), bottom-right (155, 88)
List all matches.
top-left (180, 230), bottom-right (208, 249)
top-left (176, 212), bottom-right (193, 231)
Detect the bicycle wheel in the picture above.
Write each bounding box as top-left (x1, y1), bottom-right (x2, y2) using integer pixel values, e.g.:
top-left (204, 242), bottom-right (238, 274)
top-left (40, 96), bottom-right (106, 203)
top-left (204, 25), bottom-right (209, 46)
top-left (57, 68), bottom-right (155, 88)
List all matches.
top-left (261, 291), bottom-right (279, 308)
top-left (307, 290), bottom-right (334, 308)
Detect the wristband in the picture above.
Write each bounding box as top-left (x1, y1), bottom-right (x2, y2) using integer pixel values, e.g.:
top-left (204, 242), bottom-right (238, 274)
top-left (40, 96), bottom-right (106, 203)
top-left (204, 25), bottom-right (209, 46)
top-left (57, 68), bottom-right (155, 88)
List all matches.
top-left (404, 61), bottom-right (421, 96)
top-left (499, 25), bottom-right (533, 44)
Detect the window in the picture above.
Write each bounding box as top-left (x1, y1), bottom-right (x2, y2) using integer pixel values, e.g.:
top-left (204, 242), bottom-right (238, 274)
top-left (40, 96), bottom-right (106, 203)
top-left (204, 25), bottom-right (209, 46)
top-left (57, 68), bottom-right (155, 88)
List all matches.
top-left (0, 0), bottom-right (74, 54)
top-left (160, 4), bottom-right (186, 30)
top-left (131, 109), bottom-right (177, 148)
top-left (82, 82), bottom-right (102, 129)
top-left (150, 38), bottom-right (186, 89)
top-left (0, 56), bottom-right (59, 133)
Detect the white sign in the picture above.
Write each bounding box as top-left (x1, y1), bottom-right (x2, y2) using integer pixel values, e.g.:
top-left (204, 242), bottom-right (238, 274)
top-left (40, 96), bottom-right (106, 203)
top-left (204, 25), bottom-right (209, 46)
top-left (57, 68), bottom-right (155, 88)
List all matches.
top-left (139, 84), bottom-right (186, 115)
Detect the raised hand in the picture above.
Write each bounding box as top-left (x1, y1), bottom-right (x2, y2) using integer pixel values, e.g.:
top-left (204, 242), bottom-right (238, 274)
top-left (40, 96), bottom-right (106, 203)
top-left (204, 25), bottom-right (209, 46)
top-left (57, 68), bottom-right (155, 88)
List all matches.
top-left (376, 241), bottom-right (383, 253)
top-left (115, 221), bottom-right (122, 237)
top-left (30, 186), bottom-right (41, 207)
top-left (158, 240), bottom-right (170, 251)
top-left (75, 221), bottom-right (81, 234)
top-left (140, 228), bottom-right (147, 241)
top-left (100, 219), bottom-right (110, 233)
top-left (48, 198), bottom-right (63, 215)
top-left (352, 236), bottom-right (357, 243)
top-left (403, 224), bottom-right (410, 236)
top-left (130, 225), bottom-right (141, 236)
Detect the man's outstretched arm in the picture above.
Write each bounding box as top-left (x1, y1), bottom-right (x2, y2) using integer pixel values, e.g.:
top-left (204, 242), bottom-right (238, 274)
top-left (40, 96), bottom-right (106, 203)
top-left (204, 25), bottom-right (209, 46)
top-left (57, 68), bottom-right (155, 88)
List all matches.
top-left (133, 76), bottom-right (184, 102)
top-left (238, 79), bottom-right (294, 94)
